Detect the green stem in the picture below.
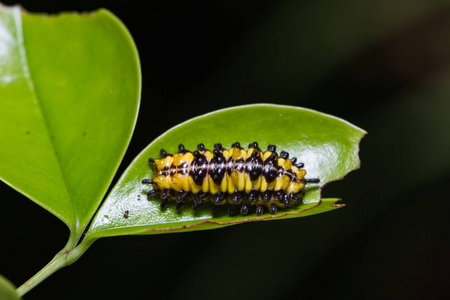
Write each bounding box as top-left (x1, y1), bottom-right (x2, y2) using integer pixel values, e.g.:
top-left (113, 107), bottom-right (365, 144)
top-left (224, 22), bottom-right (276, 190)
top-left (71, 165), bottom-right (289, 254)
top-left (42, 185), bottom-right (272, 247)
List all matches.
top-left (16, 236), bottom-right (96, 297)
top-left (16, 252), bottom-right (66, 297)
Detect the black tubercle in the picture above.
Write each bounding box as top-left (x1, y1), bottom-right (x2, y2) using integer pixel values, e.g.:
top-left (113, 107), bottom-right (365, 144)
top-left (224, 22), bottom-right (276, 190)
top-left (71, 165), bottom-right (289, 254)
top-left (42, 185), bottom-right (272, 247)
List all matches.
top-left (197, 143), bottom-right (207, 153)
top-left (248, 190), bottom-right (259, 203)
top-left (267, 144), bottom-right (276, 152)
top-left (231, 142), bottom-right (242, 149)
top-left (274, 190), bottom-right (285, 201)
top-left (262, 190), bottom-right (272, 203)
top-left (160, 149), bottom-right (172, 158)
top-left (280, 151), bottom-right (289, 159)
top-left (178, 144), bottom-right (189, 154)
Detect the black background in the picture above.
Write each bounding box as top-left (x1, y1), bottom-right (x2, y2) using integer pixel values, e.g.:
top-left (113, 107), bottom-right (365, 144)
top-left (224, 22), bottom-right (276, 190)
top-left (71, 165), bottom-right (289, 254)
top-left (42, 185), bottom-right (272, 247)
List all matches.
top-left (2, 1), bottom-right (450, 299)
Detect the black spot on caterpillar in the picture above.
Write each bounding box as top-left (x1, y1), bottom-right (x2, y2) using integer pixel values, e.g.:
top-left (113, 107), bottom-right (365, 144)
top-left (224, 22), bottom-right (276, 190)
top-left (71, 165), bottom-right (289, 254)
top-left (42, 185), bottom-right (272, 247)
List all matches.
top-left (142, 142), bottom-right (319, 216)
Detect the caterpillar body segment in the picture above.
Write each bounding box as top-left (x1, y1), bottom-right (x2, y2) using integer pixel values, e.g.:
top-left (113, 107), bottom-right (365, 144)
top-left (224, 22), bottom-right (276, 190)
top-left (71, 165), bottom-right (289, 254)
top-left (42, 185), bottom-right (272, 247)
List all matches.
top-left (142, 142), bottom-right (319, 216)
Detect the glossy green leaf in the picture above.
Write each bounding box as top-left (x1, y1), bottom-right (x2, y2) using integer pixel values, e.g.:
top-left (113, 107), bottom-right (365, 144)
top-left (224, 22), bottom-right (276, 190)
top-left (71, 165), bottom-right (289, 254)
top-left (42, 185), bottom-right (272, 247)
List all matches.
top-left (0, 274), bottom-right (21, 300)
top-left (86, 104), bottom-right (365, 239)
top-left (0, 5), bottom-right (141, 240)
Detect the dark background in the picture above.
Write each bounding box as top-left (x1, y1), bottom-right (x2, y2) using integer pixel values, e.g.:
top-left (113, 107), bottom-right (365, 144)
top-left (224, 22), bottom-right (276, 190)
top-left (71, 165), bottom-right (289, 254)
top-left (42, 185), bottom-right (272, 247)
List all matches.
top-left (2, 0), bottom-right (450, 299)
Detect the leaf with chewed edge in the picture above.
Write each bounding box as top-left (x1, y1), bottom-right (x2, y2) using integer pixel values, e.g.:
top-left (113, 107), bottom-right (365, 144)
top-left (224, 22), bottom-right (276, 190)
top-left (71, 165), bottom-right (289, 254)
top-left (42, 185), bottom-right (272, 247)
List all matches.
top-left (85, 104), bottom-right (365, 239)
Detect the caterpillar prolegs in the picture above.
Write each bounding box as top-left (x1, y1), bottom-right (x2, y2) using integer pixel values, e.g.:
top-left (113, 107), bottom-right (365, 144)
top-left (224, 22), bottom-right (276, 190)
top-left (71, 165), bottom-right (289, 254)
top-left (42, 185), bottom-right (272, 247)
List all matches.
top-left (142, 142), bottom-right (320, 216)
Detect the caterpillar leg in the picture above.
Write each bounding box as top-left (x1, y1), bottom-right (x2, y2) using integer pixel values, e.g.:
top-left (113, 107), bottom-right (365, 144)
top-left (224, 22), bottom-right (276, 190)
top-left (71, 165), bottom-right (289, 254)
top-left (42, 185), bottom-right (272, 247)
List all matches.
top-left (240, 203), bottom-right (250, 215)
top-left (228, 191), bottom-right (244, 216)
top-left (230, 190), bottom-right (244, 205)
top-left (270, 203), bottom-right (278, 214)
top-left (288, 193), bottom-right (300, 207)
top-left (193, 192), bottom-right (207, 204)
top-left (160, 189), bottom-right (170, 199)
top-left (228, 205), bottom-right (236, 216)
top-left (211, 191), bottom-right (226, 215)
top-left (176, 190), bottom-right (191, 210)
top-left (212, 191), bottom-right (226, 206)
top-left (160, 198), bottom-right (169, 209)
top-left (192, 192), bottom-right (208, 211)
top-left (147, 190), bottom-right (156, 197)
top-left (176, 190), bottom-right (189, 203)
top-left (176, 202), bottom-right (183, 210)
top-left (142, 179), bottom-right (154, 184)
top-left (256, 205), bottom-right (265, 216)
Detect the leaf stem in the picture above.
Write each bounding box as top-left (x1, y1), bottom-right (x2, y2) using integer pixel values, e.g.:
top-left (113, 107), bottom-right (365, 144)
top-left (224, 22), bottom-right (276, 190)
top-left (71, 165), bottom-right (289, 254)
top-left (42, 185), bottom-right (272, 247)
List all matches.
top-left (16, 235), bottom-right (96, 297)
top-left (16, 252), bottom-right (66, 297)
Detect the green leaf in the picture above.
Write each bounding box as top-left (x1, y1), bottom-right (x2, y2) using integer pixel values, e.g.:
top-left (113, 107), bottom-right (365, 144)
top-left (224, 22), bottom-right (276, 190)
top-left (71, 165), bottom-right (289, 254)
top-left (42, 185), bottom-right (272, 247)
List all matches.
top-left (0, 5), bottom-right (141, 241)
top-left (0, 274), bottom-right (21, 300)
top-left (86, 104), bottom-right (365, 239)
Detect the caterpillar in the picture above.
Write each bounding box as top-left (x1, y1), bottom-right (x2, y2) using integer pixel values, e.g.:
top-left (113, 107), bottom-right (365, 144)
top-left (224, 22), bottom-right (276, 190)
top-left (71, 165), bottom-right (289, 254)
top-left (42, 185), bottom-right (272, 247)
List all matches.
top-left (142, 142), bottom-right (319, 216)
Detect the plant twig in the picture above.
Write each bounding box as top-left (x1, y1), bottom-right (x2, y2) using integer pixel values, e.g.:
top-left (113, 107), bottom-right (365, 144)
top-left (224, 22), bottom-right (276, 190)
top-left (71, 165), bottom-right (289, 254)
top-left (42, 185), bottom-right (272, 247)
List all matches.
top-left (16, 236), bottom-right (95, 297)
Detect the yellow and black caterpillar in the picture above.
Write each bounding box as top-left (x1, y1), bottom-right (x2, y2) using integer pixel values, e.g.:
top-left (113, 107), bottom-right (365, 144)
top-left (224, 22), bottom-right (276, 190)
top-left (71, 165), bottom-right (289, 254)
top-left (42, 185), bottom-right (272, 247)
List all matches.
top-left (142, 142), bottom-right (319, 216)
